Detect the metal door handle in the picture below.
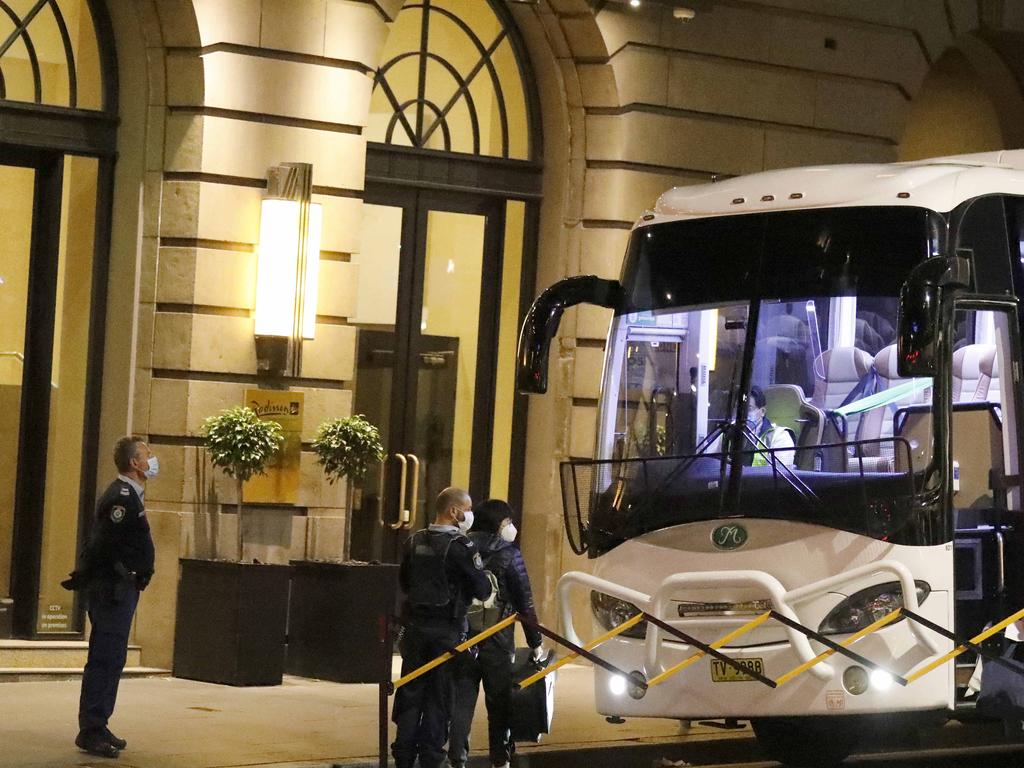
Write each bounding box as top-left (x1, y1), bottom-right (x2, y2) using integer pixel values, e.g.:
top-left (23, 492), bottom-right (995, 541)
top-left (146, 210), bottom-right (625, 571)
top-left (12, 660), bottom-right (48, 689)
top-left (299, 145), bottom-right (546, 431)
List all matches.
top-left (403, 454), bottom-right (420, 529)
top-left (374, 456), bottom-right (387, 527)
top-left (388, 453), bottom-right (408, 530)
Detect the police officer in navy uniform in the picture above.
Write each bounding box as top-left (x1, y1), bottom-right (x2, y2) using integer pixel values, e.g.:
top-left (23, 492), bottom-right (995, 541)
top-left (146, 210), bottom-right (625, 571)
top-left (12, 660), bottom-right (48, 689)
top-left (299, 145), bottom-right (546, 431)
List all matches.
top-left (391, 487), bottom-right (494, 768)
top-left (63, 435), bottom-right (157, 758)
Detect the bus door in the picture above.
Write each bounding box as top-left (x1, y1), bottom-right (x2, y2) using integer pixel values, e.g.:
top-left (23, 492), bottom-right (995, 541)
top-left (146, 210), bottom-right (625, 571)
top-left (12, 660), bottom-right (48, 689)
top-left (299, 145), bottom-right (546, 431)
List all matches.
top-left (948, 304), bottom-right (1024, 669)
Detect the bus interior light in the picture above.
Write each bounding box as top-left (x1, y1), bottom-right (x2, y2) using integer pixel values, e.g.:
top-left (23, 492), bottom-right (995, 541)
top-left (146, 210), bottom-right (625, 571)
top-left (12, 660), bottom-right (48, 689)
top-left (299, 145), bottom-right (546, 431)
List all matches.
top-left (818, 580), bottom-right (931, 636)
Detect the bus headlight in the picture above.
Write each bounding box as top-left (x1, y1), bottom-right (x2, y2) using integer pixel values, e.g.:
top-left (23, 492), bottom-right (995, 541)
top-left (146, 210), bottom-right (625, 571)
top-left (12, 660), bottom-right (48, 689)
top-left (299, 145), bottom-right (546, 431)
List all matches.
top-left (591, 591), bottom-right (648, 639)
top-left (817, 580), bottom-right (930, 635)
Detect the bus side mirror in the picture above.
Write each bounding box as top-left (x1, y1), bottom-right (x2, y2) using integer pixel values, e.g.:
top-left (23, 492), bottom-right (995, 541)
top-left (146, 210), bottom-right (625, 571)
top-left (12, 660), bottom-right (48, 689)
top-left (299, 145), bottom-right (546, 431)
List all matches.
top-left (897, 254), bottom-right (971, 378)
top-left (517, 275), bottom-right (623, 394)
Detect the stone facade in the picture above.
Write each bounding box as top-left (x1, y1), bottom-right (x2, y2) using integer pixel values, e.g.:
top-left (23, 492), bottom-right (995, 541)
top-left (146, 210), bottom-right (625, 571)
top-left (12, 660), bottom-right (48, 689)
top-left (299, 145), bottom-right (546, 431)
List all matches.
top-left (90, 0), bottom-right (1024, 667)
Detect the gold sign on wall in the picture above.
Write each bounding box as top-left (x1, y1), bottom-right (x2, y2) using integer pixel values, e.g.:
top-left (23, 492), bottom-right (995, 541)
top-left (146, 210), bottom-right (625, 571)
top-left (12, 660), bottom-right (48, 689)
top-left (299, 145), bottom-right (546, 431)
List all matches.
top-left (243, 389), bottom-right (304, 504)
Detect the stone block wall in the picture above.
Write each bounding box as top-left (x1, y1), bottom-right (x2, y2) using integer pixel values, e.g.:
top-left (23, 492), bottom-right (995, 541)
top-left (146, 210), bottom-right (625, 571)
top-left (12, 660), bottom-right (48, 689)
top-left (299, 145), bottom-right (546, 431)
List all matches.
top-left (103, 0), bottom-right (1024, 665)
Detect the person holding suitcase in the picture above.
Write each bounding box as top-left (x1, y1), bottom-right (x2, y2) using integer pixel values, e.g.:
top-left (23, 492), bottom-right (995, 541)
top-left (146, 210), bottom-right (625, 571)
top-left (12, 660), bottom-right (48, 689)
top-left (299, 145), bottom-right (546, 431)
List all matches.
top-left (448, 499), bottom-right (544, 768)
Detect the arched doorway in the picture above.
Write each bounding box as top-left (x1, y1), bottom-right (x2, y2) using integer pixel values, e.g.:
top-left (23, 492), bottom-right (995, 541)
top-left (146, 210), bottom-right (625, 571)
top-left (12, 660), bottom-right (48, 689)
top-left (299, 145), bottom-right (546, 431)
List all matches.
top-left (0, 0), bottom-right (118, 638)
top-left (349, 0), bottom-right (542, 562)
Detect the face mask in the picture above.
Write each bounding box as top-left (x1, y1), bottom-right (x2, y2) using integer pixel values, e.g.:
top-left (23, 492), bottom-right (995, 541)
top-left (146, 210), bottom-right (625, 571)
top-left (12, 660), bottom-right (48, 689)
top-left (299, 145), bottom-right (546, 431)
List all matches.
top-left (458, 510), bottom-right (474, 532)
top-left (746, 408), bottom-right (761, 430)
top-left (500, 522), bottom-right (518, 543)
top-left (144, 455), bottom-right (160, 479)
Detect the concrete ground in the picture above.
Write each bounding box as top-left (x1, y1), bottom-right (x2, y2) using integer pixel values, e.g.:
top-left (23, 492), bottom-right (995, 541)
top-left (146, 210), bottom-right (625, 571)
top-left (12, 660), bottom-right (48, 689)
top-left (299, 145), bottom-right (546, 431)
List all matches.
top-left (0, 663), bottom-right (733, 768)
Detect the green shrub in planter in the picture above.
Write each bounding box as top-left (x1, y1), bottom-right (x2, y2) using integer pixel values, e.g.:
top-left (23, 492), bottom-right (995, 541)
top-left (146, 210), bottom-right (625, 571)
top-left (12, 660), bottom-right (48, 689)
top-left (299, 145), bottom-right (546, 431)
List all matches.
top-left (202, 406), bottom-right (284, 561)
top-left (312, 415), bottom-right (385, 558)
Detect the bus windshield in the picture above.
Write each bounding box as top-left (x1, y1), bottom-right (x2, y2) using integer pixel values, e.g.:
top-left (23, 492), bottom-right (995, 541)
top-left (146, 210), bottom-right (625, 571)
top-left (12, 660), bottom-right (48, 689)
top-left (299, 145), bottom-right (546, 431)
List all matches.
top-left (582, 207), bottom-right (945, 554)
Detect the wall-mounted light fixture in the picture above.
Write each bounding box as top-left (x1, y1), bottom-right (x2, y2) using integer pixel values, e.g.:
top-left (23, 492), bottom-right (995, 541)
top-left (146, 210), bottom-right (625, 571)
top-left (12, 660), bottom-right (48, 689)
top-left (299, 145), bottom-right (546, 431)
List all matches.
top-left (254, 162), bottom-right (323, 377)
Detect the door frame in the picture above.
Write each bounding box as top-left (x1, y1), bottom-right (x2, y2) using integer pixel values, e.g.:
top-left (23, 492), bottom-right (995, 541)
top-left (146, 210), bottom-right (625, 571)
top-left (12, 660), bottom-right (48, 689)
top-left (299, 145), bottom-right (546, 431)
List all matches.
top-left (362, 184), bottom-right (509, 560)
top-left (365, 144), bottom-right (541, 519)
top-left (1, 144), bottom-right (116, 638)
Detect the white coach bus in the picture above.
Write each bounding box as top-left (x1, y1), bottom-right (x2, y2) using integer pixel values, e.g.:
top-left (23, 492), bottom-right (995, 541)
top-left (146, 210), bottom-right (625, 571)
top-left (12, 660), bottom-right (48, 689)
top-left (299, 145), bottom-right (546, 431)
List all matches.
top-left (517, 151), bottom-right (1024, 766)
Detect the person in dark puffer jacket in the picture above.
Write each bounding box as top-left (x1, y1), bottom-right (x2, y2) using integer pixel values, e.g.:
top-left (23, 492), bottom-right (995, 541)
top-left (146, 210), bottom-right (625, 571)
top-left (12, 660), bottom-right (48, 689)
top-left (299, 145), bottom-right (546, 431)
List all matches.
top-left (447, 499), bottom-right (544, 768)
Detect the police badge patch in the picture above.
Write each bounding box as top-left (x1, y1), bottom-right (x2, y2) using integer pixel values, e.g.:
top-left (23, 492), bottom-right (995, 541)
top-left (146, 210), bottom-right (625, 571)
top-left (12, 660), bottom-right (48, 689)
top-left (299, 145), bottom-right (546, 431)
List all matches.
top-left (110, 506), bottom-right (126, 523)
top-left (473, 553), bottom-right (484, 569)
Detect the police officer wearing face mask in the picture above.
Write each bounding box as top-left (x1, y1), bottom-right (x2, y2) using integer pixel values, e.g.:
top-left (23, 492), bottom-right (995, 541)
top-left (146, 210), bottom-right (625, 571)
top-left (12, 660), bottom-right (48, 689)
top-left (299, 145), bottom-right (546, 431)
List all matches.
top-left (62, 435), bottom-right (157, 758)
top-left (743, 385), bottom-right (796, 468)
top-left (392, 486), bottom-right (494, 768)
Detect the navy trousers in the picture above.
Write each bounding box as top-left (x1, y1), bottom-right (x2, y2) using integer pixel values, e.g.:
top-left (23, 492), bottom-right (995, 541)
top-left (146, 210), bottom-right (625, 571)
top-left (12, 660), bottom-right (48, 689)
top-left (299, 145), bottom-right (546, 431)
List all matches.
top-left (78, 581), bottom-right (139, 735)
top-left (449, 634), bottom-right (515, 767)
top-left (391, 624), bottom-right (461, 768)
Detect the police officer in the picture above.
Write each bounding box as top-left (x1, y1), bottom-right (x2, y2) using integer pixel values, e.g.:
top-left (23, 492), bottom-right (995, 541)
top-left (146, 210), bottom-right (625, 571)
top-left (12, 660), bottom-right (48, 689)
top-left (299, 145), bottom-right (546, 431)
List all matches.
top-left (391, 487), bottom-right (494, 768)
top-left (63, 435), bottom-right (157, 758)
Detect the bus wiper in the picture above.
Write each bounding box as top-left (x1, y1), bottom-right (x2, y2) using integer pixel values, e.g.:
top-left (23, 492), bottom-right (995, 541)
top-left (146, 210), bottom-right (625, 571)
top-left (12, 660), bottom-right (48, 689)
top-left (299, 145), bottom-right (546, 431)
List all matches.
top-left (737, 424), bottom-right (821, 509)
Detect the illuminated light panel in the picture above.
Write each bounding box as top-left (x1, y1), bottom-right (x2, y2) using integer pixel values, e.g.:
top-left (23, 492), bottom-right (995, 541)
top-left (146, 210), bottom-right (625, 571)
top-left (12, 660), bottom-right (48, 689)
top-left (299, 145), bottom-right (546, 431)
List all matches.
top-left (254, 199), bottom-right (322, 339)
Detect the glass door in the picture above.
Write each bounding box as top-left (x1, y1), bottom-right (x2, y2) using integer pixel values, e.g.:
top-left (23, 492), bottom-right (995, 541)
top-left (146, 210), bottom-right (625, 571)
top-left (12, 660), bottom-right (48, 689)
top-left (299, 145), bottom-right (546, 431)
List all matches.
top-left (0, 150), bottom-right (101, 638)
top-left (350, 189), bottom-right (504, 563)
top-left (0, 164), bottom-right (36, 631)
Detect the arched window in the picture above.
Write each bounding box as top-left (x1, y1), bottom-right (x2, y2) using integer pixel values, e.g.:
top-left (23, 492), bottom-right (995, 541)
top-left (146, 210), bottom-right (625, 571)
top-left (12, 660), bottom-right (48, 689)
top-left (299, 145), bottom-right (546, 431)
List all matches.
top-left (0, 0), bottom-right (107, 110)
top-left (0, 0), bottom-right (116, 638)
top-left (349, 1), bottom-right (541, 563)
top-left (369, 0), bottom-right (535, 161)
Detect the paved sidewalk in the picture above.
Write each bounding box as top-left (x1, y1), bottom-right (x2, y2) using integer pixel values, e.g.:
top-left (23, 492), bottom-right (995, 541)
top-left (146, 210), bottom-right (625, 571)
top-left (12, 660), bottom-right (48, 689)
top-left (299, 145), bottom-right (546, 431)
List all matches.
top-left (0, 663), bottom-right (738, 768)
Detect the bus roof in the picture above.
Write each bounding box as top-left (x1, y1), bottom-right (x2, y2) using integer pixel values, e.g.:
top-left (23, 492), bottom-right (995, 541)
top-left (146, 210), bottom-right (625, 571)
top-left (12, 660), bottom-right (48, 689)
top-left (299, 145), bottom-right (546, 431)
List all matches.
top-left (650, 149), bottom-right (1024, 224)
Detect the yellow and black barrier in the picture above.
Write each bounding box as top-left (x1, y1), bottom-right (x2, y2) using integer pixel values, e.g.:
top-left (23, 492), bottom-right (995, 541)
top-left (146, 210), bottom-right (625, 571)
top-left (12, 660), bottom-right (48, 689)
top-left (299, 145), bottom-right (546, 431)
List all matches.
top-left (904, 606), bottom-right (1024, 683)
top-left (771, 609), bottom-right (907, 687)
top-left (391, 613), bottom-right (520, 692)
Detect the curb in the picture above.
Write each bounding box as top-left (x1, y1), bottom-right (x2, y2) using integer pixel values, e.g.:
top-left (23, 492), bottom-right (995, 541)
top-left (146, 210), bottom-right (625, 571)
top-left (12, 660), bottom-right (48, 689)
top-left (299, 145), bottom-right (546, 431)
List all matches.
top-left (327, 717), bottom-right (1024, 768)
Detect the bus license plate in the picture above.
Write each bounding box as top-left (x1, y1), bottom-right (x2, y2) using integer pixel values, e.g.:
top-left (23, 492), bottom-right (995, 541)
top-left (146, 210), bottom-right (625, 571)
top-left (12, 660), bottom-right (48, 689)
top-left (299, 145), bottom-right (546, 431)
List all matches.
top-left (710, 657), bottom-right (763, 683)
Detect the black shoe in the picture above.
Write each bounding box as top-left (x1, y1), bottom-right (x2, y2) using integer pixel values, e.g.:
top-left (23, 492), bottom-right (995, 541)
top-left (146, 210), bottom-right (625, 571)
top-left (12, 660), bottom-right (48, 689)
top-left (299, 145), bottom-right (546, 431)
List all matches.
top-left (75, 731), bottom-right (119, 758)
top-left (104, 728), bottom-right (127, 750)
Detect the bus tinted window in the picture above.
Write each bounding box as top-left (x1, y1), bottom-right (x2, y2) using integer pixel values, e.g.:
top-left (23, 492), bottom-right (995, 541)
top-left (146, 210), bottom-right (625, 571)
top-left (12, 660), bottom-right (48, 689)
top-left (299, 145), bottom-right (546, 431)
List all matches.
top-left (620, 207), bottom-right (941, 313)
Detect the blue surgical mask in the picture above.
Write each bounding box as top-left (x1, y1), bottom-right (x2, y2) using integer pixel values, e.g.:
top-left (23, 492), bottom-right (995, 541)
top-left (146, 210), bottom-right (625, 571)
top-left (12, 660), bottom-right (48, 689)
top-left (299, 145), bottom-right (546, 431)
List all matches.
top-left (746, 408), bottom-right (761, 430)
top-left (144, 455), bottom-right (160, 479)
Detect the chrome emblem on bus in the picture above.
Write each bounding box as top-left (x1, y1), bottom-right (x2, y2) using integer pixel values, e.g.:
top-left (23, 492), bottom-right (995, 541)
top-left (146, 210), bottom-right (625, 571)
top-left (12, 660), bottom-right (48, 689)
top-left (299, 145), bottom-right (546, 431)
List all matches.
top-left (711, 524), bottom-right (748, 550)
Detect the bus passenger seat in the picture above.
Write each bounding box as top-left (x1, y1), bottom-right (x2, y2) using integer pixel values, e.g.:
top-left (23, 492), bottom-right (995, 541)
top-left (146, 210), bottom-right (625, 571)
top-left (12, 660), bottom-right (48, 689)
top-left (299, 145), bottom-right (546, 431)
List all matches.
top-left (952, 344), bottom-right (996, 402)
top-left (812, 347), bottom-right (873, 440)
top-left (978, 352), bottom-right (1000, 403)
top-left (854, 345), bottom-right (923, 471)
top-left (812, 347), bottom-right (874, 410)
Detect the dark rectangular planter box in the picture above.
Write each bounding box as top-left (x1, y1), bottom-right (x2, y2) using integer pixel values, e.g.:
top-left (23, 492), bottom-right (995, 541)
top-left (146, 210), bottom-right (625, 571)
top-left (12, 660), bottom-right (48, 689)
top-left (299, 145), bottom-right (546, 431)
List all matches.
top-left (173, 559), bottom-right (290, 686)
top-left (285, 560), bottom-right (398, 684)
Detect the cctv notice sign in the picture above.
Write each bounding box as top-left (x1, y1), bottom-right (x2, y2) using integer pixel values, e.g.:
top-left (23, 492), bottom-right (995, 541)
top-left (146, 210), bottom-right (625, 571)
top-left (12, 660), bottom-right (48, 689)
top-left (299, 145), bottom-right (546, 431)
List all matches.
top-left (243, 389), bottom-right (304, 504)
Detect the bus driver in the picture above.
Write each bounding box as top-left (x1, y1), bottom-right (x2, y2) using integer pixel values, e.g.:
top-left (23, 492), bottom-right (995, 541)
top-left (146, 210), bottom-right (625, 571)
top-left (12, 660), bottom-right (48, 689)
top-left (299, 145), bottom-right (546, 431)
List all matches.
top-left (743, 385), bottom-right (796, 468)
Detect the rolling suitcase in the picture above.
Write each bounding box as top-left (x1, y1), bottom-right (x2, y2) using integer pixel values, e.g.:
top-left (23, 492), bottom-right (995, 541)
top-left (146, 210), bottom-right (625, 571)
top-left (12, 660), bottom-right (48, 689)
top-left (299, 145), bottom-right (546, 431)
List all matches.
top-left (510, 648), bottom-right (555, 742)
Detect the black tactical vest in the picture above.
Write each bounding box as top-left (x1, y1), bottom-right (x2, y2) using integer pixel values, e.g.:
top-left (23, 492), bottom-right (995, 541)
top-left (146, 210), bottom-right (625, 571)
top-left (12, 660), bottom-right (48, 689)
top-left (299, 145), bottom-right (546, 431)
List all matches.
top-left (407, 529), bottom-right (462, 618)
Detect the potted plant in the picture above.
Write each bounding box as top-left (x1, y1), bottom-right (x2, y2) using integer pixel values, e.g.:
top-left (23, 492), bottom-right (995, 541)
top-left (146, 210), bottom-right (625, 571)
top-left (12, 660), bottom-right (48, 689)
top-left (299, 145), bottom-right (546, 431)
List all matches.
top-left (202, 405), bottom-right (285, 560)
top-left (312, 414), bottom-right (385, 559)
top-left (286, 414), bottom-right (397, 684)
top-left (173, 406), bottom-right (291, 686)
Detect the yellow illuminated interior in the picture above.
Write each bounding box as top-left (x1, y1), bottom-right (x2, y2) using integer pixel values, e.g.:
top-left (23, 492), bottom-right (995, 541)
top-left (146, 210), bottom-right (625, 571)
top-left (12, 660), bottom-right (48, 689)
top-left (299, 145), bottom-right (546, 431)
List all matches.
top-left (422, 210), bottom-right (485, 488)
top-left (0, 165), bottom-right (35, 599)
top-left (0, 0), bottom-right (102, 111)
top-left (37, 156), bottom-right (98, 632)
top-left (489, 200), bottom-right (525, 499)
top-left (367, 0), bottom-right (531, 159)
